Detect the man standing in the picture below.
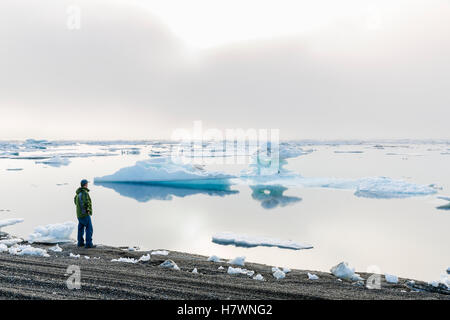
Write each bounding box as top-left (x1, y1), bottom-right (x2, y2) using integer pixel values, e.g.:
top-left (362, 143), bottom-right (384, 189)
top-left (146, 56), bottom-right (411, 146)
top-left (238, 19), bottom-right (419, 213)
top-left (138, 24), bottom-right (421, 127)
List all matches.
top-left (74, 179), bottom-right (96, 248)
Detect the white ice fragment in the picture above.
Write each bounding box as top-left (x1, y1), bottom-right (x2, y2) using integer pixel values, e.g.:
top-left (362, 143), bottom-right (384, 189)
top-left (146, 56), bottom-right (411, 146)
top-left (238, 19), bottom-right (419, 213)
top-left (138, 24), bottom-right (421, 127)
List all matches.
top-left (111, 257), bottom-right (138, 263)
top-left (282, 267), bottom-right (291, 274)
top-left (385, 274), bottom-right (399, 284)
top-left (227, 266), bottom-right (254, 277)
top-left (17, 246), bottom-right (49, 257)
top-left (308, 273), bottom-right (319, 280)
top-left (212, 232), bottom-right (313, 250)
top-left (0, 218), bottom-right (24, 230)
top-left (207, 255), bottom-right (221, 262)
top-left (70, 253), bottom-right (80, 258)
top-left (0, 243), bottom-right (7, 252)
top-left (272, 269), bottom-right (286, 280)
top-left (0, 238), bottom-right (23, 247)
top-left (151, 250), bottom-right (169, 256)
top-left (253, 274), bottom-right (265, 281)
top-left (192, 268), bottom-right (198, 274)
top-left (447, 267), bottom-right (450, 275)
top-left (218, 266), bottom-right (224, 270)
top-left (49, 244), bottom-right (63, 252)
top-left (330, 262), bottom-right (363, 281)
top-left (27, 221), bottom-right (75, 244)
top-left (160, 259), bottom-right (180, 270)
top-left (228, 256), bottom-right (246, 266)
top-left (138, 254), bottom-right (151, 262)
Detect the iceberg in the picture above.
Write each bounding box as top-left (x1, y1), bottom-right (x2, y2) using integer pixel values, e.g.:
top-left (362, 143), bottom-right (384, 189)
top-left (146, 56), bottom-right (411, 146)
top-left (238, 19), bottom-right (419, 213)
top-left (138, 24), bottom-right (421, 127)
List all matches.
top-left (94, 157), bottom-right (236, 191)
top-left (212, 232), bottom-right (313, 250)
top-left (27, 221), bottom-right (76, 244)
top-left (250, 185), bottom-right (301, 209)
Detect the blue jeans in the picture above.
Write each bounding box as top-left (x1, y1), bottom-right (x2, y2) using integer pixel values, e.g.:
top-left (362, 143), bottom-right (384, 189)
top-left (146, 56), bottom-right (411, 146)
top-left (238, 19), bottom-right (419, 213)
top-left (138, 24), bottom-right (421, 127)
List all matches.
top-left (77, 216), bottom-right (93, 247)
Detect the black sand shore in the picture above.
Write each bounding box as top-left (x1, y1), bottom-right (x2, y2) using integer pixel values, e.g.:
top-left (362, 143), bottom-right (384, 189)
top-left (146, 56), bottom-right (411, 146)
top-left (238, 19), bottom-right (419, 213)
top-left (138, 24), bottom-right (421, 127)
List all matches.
top-left (0, 242), bottom-right (448, 300)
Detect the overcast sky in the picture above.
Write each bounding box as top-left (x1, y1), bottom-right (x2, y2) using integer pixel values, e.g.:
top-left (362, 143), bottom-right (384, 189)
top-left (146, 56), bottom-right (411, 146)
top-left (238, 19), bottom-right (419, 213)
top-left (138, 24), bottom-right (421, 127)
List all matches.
top-left (1, 0), bottom-right (449, 140)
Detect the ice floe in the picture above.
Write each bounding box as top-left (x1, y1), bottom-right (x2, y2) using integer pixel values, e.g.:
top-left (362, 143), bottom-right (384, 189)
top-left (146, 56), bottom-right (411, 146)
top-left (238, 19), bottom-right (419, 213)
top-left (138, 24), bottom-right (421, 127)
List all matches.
top-left (160, 259), bottom-right (180, 270)
top-left (227, 266), bottom-right (254, 277)
top-left (35, 156), bottom-right (71, 167)
top-left (330, 262), bottom-right (363, 281)
top-left (213, 232), bottom-right (313, 250)
top-left (0, 218), bottom-right (24, 230)
top-left (94, 157), bottom-right (236, 191)
top-left (228, 256), bottom-right (246, 266)
top-left (27, 221), bottom-right (75, 244)
top-left (308, 273), bottom-right (319, 280)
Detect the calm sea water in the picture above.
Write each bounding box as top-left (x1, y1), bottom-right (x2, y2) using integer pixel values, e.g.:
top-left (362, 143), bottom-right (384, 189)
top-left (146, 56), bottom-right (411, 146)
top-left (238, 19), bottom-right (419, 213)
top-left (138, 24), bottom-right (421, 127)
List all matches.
top-left (1, 141), bottom-right (449, 282)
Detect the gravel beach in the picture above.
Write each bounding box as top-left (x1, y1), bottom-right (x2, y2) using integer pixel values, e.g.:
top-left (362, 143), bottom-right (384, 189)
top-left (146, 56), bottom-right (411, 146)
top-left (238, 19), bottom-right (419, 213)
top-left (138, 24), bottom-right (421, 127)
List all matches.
top-left (0, 242), bottom-right (448, 300)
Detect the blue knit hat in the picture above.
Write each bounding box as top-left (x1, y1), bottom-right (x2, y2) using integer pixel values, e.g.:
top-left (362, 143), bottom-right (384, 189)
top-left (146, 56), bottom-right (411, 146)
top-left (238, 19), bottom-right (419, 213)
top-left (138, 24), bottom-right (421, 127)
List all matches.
top-left (80, 179), bottom-right (89, 187)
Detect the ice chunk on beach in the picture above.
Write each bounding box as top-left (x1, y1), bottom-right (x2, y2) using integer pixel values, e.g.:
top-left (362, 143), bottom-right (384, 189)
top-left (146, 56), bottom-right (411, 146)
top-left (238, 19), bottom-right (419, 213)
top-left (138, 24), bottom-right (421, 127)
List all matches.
top-left (385, 274), bottom-right (398, 284)
top-left (227, 266), bottom-right (254, 277)
top-left (0, 244), bottom-right (7, 252)
top-left (253, 274), bottom-right (264, 281)
top-left (151, 250), bottom-right (169, 256)
top-left (0, 218), bottom-right (24, 230)
top-left (27, 221), bottom-right (75, 244)
top-left (138, 254), bottom-right (151, 262)
top-left (218, 266), bottom-right (224, 270)
top-left (272, 268), bottom-right (286, 280)
top-left (447, 267), bottom-right (450, 275)
top-left (330, 262), bottom-right (363, 281)
top-left (192, 268), bottom-right (198, 274)
top-left (207, 255), bottom-right (221, 262)
top-left (49, 244), bottom-right (62, 252)
top-left (70, 253), bottom-right (80, 258)
top-left (160, 259), bottom-right (180, 270)
top-left (94, 157), bottom-right (236, 191)
top-left (9, 244), bottom-right (49, 257)
top-left (228, 256), bottom-right (246, 266)
top-left (0, 238), bottom-right (23, 247)
top-left (213, 232), bottom-right (313, 250)
top-left (111, 257), bottom-right (137, 263)
top-left (308, 273), bottom-right (319, 280)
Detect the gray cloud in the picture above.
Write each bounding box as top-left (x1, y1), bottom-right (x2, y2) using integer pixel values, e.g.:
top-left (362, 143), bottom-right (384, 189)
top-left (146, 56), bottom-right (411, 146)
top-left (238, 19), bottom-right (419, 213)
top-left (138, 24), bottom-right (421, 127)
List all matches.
top-left (1, 0), bottom-right (449, 139)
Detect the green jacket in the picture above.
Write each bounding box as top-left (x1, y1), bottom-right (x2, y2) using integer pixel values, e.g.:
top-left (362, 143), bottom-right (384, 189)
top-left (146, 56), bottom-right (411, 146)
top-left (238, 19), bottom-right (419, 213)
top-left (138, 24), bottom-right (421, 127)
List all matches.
top-left (74, 187), bottom-right (92, 218)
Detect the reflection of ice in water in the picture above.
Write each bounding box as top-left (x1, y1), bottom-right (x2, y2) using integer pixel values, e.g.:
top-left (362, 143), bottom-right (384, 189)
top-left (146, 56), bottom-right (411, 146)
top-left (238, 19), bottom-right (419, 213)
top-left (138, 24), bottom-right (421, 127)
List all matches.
top-left (95, 182), bottom-right (238, 202)
top-left (250, 185), bottom-right (301, 209)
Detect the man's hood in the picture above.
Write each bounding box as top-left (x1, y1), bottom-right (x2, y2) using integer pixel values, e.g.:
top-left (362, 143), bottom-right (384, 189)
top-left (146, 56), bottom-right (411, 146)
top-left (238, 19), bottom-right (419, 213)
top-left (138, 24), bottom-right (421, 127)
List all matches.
top-left (76, 187), bottom-right (90, 194)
